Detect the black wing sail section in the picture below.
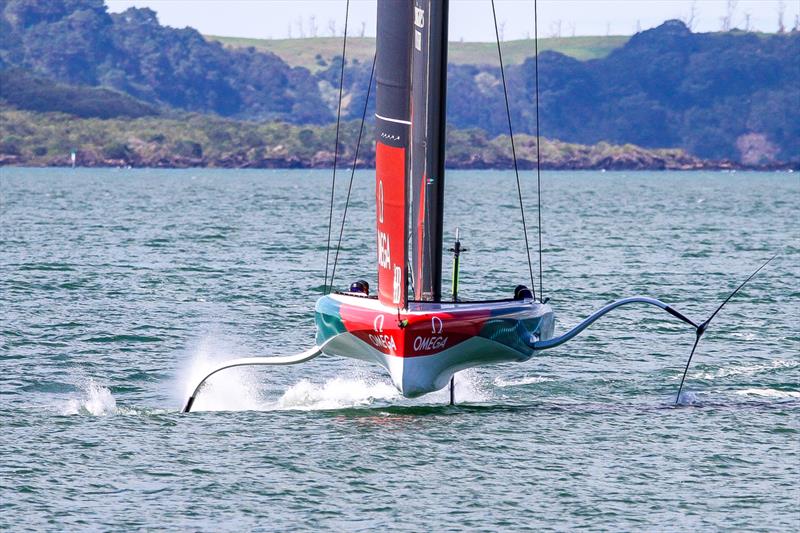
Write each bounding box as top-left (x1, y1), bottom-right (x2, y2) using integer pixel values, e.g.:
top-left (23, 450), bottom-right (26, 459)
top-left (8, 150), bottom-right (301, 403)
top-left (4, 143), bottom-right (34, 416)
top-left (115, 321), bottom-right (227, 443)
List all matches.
top-left (410, 0), bottom-right (449, 301)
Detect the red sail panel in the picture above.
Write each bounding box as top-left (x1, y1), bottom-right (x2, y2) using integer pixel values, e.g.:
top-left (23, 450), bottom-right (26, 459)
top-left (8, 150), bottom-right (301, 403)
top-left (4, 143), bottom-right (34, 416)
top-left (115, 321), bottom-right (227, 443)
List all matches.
top-left (376, 142), bottom-right (407, 307)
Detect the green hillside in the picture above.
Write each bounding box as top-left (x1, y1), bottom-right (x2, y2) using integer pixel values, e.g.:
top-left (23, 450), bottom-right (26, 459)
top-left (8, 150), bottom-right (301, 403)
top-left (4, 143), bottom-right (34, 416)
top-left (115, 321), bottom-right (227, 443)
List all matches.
top-left (205, 35), bottom-right (630, 70)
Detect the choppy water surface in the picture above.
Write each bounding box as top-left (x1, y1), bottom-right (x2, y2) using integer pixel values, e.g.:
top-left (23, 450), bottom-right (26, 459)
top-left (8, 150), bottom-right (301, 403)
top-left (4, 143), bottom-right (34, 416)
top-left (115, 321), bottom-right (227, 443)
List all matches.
top-left (1, 168), bottom-right (798, 531)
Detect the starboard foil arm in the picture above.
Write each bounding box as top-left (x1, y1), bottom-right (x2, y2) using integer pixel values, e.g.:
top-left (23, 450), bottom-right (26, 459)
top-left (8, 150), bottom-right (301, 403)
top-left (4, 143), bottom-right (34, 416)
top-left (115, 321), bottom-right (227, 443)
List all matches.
top-left (529, 255), bottom-right (775, 404)
top-left (182, 344), bottom-right (324, 413)
top-left (529, 296), bottom-right (696, 351)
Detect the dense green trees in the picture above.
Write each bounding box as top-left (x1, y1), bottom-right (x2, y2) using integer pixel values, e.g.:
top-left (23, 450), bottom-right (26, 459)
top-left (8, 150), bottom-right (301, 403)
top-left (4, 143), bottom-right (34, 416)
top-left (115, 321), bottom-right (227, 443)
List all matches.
top-left (0, 0), bottom-right (330, 122)
top-left (453, 21), bottom-right (799, 163)
top-left (1, 0), bottom-right (798, 164)
top-left (0, 68), bottom-right (156, 117)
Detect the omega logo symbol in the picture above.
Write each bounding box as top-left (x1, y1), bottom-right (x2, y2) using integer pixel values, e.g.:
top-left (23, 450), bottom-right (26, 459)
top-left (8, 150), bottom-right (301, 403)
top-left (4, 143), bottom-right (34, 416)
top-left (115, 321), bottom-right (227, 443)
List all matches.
top-left (373, 314), bottom-right (385, 333)
top-left (431, 316), bottom-right (443, 334)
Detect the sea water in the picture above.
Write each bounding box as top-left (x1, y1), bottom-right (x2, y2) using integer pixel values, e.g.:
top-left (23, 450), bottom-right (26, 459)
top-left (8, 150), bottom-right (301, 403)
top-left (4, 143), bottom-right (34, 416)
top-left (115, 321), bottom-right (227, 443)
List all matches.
top-left (1, 168), bottom-right (798, 530)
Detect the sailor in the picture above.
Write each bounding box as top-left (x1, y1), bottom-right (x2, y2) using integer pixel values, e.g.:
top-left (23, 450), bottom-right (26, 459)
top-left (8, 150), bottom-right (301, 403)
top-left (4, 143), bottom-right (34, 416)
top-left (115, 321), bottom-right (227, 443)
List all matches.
top-left (513, 285), bottom-right (533, 300)
top-left (349, 280), bottom-right (370, 295)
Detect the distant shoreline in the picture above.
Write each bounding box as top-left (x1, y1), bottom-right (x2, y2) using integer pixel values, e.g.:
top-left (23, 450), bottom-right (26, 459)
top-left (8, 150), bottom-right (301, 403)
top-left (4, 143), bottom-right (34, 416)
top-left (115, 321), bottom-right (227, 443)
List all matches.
top-left (2, 107), bottom-right (797, 172)
top-left (3, 161), bottom-right (796, 172)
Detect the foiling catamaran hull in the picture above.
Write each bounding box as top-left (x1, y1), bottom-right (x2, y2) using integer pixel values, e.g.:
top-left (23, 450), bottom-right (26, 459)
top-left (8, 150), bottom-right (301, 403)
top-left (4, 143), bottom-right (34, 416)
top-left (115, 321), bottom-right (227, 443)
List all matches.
top-left (315, 294), bottom-right (554, 397)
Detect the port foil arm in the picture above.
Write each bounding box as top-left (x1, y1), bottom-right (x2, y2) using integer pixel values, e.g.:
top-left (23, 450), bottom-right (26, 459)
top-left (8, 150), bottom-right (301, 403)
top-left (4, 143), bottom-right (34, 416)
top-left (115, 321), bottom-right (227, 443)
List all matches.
top-left (182, 344), bottom-right (325, 413)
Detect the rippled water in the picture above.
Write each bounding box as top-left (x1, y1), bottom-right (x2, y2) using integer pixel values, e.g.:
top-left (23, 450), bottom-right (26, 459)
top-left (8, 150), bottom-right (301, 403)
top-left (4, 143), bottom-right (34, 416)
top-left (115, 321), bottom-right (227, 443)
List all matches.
top-left (1, 168), bottom-right (798, 530)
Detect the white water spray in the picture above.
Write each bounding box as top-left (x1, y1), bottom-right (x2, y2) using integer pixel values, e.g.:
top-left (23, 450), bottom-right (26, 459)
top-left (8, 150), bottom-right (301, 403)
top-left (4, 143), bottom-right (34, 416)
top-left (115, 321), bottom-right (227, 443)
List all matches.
top-left (62, 380), bottom-right (118, 416)
top-left (177, 336), bottom-right (267, 412)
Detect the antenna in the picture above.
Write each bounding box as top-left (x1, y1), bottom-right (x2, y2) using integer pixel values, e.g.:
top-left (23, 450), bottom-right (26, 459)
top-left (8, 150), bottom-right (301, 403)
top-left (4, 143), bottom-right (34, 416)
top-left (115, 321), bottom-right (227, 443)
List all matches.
top-left (491, 0), bottom-right (537, 300)
top-left (323, 0), bottom-right (350, 295)
top-left (533, 0), bottom-right (544, 300)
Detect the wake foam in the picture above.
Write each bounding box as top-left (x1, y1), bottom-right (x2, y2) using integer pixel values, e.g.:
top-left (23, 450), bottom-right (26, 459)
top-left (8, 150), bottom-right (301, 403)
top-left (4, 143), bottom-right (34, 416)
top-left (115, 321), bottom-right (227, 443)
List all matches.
top-left (735, 388), bottom-right (800, 399)
top-left (185, 369), bottom-right (493, 412)
top-left (493, 375), bottom-right (553, 387)
top-left (272, 369), bottom-right (492, 411)
top-left (62, 380), bottom-right (117, 416)
top-left (694, 359), bottom-right (797, 380)
top-left (274, 377), bottom-right (400, 410)
top-left (418, 369), bottom-right (492, 404)
top-left (675, 390), bottom-right (700, 406)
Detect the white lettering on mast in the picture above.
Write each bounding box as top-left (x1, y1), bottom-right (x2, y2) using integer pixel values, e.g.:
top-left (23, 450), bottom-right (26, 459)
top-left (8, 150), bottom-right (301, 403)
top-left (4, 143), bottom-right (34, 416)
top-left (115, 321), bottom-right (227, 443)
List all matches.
top-left (414, 7), bottom-right (425, 28)
top-left (378, 180), bottom-right (384, 223)
top-left (414, 7), bottom-right (424, 51)
top-left (378, 231), bottom-right (391, 269)
top-left (393, 266), bottom-right (402, 304)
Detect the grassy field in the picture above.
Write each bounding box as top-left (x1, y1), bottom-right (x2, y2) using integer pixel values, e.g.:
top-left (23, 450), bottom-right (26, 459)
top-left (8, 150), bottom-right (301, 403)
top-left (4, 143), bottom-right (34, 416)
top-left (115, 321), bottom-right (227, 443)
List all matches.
top-left (206, 35), bottom-right (629, 70)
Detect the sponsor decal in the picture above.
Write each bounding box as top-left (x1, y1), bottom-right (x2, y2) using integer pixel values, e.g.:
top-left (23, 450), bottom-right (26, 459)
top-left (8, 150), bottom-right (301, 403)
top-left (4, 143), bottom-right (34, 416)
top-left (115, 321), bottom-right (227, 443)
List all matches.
top-left (368, 314), bottom-right (396, 351)
top-left (412, 315), bottom-right (448, 353)
top-left (369, 333), bottom-right (397, 351)
top-left (413, 335), bottom-right (447, 352)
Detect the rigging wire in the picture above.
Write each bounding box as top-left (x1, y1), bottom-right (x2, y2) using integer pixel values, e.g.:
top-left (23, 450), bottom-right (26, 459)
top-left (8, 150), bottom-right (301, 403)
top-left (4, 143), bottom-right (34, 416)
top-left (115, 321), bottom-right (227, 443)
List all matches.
top-left (533, 0), bottom-right (544, 300)
top-left (323, 0), bottom-right (350, 295)
top-left (491, 0), bottom-right (537, 299)
top-left (328, 53), bottom-right (378, 292)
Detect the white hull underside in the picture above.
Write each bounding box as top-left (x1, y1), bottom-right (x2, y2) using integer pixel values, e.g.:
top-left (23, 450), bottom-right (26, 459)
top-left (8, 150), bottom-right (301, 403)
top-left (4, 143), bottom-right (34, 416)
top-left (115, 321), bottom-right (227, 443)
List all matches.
top-left (321, 332), bottom-right (540, 398)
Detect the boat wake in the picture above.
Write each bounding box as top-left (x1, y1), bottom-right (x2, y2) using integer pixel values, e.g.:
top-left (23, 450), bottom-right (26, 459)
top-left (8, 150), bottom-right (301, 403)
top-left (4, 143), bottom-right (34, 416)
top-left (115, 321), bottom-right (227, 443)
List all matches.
top-left (735, 388), bottom-right (800, 399)
top-left (275, 377), bottom-right (400, 410)
top-left (177, 337), bottom-right (494, 411)
top-left (493, 375), bottom-right (553, 388)
top-left (182, 370), bottom-right (494, 413)
top-left (692, 359), bottom-right (798, 380)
